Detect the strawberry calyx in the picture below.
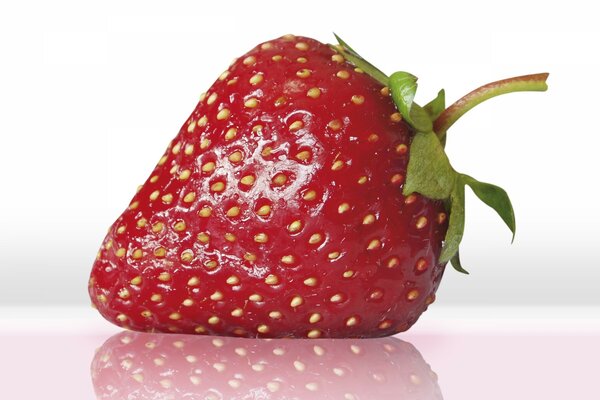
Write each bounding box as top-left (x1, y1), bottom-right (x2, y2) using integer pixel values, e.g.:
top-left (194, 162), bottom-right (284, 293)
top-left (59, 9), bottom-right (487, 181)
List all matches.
top-left (333, 34), bottom-right (549, 273)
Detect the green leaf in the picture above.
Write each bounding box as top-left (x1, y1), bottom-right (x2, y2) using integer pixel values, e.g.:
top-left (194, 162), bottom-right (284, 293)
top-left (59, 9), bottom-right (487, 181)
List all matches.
top-left (450, 250), bottom-right (469, 274)
top-left (409, 104), bottom-right (433, 132)
top-left (440, 181), bottom-right (466, 263)
top-left (462, 174), bottom-right (516, 242)
top-left (389, 71), bottom-right (417, 121)
top-left (333, 33), bottom-right (389, 86)
top-left (423, 89), bottom-right (446, 120)
top-left (403, 131), bottom-right (457, 199)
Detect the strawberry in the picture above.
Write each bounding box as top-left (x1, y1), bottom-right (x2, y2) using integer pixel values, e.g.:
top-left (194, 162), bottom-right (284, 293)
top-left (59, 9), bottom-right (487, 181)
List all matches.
top-left (89, 34), bottom-right (548, 337)
top-left (91, 331), bottom-right (443, 399)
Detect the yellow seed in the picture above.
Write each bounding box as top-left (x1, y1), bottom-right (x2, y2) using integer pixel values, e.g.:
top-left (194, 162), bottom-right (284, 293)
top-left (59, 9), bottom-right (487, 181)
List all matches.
top-left (169, 165), bottom-right (178, 174)
top-left (308, 233), bottom-right (323, 244)
top-left (115, 248), bottom-right (126, 258)
top-left (179, 169), bottom-right (192, 181)
top-left (197, 115), bottom-right (208, 127)
top-left (265, 274), bottom-right (279, 285)
top-left (116, 314), bottom-right (127, 322)
top-left (388, 257), bottom-right (400, 268)
top-left (407, 289), bottom-right (420, 301)
top-left (141, 310), bottom-right (152, 318)
top-left (257, 324), bottom-right (269, 333)
top-left (180, 251), bottom-right (194, 262)
top-left (132, 249), bottom-right (143, 259)
top-left (218, 70), bottom-right (230, 81)
top-left (336, 70), bottom-right (350, 79)
top-left (116, 225), bottom-right (126, 234)
top-left (136, 218), bottom-right (147, 228)
top-left (195, 325), bottom-right (206, 333)
top-left (249, 73), bottom-right (264, 85)
top-left (272, 55), bottom-right (282, 62)
top-left (331, 54), bottom-right (344, 63)
top-left (183, 192), bottom-right (196, 203)
top-left (390, 112), bottom-right (402, 122)
top-left (287, 220), bottom-right (303, 233)
top-left (343, 270), bottom-right (354, 278)
top-left (303, 277), bottom-right (317, 287)
top-left (226, 275), bottom-right (240, 285)
top-left (295, 42), bottom-right (309, 51)
top-left (226, 206), bottom-right (240, 217)
top-left (290, 296), bottom-right (303, 307)
top-left (338, 203), bottom-right (350, 214)
top-left (405, 194), bottom-right (417, 204)
top-left (208, 316), bottom-right (220, 325)
top-left (200, 138), bottom-right (211, 149)
top-left (130, 276), bottom-right (142, 285)
top-left (149, 175), bottom-right (159, 184)
top-left (257, 204), bottom-right (271, 216)
top-left (151, 222), bottom-right (163, 233)
top-left (182, 299), bottom-right (194, 306)
top-left (367, 133), bottom-right (379, 143)
top-left (367, 239), bottom-right (381, 250)
top-left (244, 98), bottom-right (259, 108)
top-left (249, 294), bottom-right (263, 302)
top-left (172, 142), bottom-right (181, 155)
top-left (289, 120), bottom-right (304, 131)
top-left (269, 311), bottom-right (282, 319)
top-left (228, 151), bottom-right (243, 163)
top-left (210, 291), bottom-right (223, 301)
top-left (224, 127), bottom-right (237, 140)
top-left (243, 56), bottom-right (256, 65)
top-left (158, 272), bottom-right (171, 282)
top-left (379, 320), bottom-right (392, 329)
top-left (330, 294), bottom-right (343, 303)
top-left (198, 206), bottom-right (212, 217)
top-left (363, 214), bottom-right (376, 225)
top-left (309, 313), bottom-right (322, 323)
top-left (149, 190), bottom-right (160, 201)
top-left (227, 78), bottom-right (238, 86)
top-left (118, 288), bottom-right (130, 299)
top-left (231, 308), bottom-right (243, 317)
top-left (199, 92), bottom-right (207, 102)
top-left (416, 216), bottom-right (428, 229)
top-left (370, 290), bottom-right (383, 300)
top-left (151, 294), bottom-right (162, 302)
top-left (380, 86), bottom-right (390, 96)
top-left (351, 95), bottom-right (365, 105)
top-left (307, 87), bottom-right (321, 99)
top-left (169, 312), bottom-right (181, 321)
top-left (216, 109), bottom-right (231, 120)
top-left (207, 92), bottom-right (218, 105)
top-left (274, 96), bottom-right (286, 106)
top-left (184, 144), bottom-right (194, 155)
top-left (328, 119), bottom-right (342, 131)
top-left (346, 317), bottom-right (358, 326)
top-left (201, 161), bottom-right (215, 173)
top-left (303, 190), bottom-right (317, 201)
top-left (173, 221), bottom-right (186, 231)
top-left (297, 56), bottom-right (308, 63)
top-left (158, 155), bottom-right (168, 166)
top-left (240, 175), bottom-right (255, 186)
top-left (187, 277), bottom-right (200, 286)
top-left (211, 181), bottom-right (225, 192)
top-left (252, 124), bottom-right (263, 133)
top-left (254, 233), bottom-right (268, 243)
top-left (261, 146), bottom-right (272, 157)
top-left (328, 251), bottom-right (340, 259)
top-left (357, 176), bottom-right (368, 185)
top-left (331, 160), bottom-right (344, 171)
top-left (154, 247), bottom-right (166, 257)
top-left (281, 255), bottom-right (295, 265)
top-left (391, 174), bottom-right (403, 184)
top-left (272, 173), bottom-right (287, 186)
top-left (161, 193), bottom-right (174, 203)
top-left (224, 232), bottom-right (236, 242)
top-left (355, 68), bottom-right (364, 73)
top-left (296, 69), bottom-right (311, 78)
top-left (197, 232), bottom-right (210, 243)
top-left (244, 252), bottom-right (257, 262)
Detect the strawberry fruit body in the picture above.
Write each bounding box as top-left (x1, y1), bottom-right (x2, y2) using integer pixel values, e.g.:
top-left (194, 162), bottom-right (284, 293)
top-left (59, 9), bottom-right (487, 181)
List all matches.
top-left (89, 34), bottom-right (548, 338)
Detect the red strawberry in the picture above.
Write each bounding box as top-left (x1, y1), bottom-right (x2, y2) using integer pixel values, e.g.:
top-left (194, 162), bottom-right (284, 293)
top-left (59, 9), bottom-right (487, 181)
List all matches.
top-left (89, 34), bottom-right (548, 338)
top-left (91, 331), bottom-right (443, 399)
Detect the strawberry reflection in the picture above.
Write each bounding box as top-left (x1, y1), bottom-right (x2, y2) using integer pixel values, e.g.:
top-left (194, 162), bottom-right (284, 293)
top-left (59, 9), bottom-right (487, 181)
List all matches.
top-left (91, 331), bottom-right (443, 399)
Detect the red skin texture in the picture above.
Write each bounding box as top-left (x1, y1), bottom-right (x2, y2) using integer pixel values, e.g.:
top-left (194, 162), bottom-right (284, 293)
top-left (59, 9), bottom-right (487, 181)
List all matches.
top-left (91, 331), bottom-right (443, 399)
top-left (89, 35), bottom-right (447, 338)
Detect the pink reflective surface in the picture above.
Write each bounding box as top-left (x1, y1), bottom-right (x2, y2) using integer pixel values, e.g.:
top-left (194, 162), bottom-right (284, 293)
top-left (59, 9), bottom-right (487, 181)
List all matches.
top-left (1, 307), bottom-right (598, 399)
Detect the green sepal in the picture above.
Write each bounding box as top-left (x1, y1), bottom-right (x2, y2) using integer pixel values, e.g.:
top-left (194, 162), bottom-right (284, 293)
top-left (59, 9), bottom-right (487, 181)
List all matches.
top-left (462, 175), bottom-right (516, 242)
top-left (423, 89), bottom-right (446, 120)
top-left (403, 131), bottom-right (457, 199)
top-left (450, 250), bottom-right (469, 274)
top-left (332, 33), bottom-right (389, 86)
top-left (439, 180), bottom-right (466, 263)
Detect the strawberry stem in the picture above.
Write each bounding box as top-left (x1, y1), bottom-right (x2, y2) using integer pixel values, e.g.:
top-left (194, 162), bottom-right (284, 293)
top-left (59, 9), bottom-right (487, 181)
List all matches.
top-left (434, 73), bottom-right (549, 140)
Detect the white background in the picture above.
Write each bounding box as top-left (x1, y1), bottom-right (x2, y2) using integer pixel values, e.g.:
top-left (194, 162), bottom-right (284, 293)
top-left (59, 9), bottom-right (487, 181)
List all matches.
top-left (1, 0), bottom-right (599, 307)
